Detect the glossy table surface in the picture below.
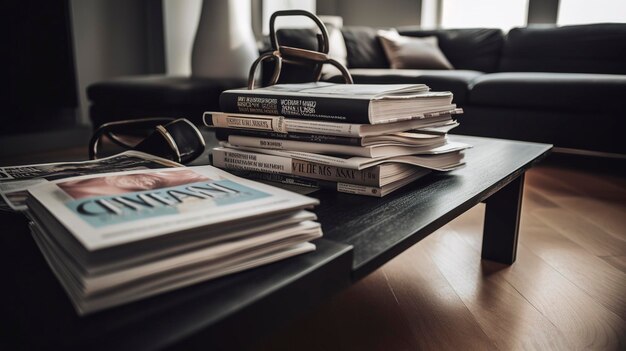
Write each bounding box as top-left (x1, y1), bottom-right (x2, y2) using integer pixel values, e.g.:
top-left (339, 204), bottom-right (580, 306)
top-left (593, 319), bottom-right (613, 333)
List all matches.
top-left (0, 135), bottom-right (551, 350)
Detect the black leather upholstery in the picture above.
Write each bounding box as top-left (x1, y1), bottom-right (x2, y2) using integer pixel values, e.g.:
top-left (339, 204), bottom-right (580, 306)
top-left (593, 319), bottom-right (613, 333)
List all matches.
top-left (457, 106), bottom-right (626, 154)
top-left (88, 75), bottom-right (245, 125)
top-left (273, 28), bottom-right (326, 83)
top-left (499, 24), bottom-right (626, 74)
top-left (398, 27), bottom-right (505, 73)
top-left (469, 72), bottom-right (626, 112)
top-left (88, 75), bottom-right (245, 106)
top-left (340, 27), bottom-right (390, 68)
top-left (275, 28), bottom-right (319, 51)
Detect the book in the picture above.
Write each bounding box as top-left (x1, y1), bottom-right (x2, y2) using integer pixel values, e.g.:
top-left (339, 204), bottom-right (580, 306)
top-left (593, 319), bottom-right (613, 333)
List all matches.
top-left (217, 142), bottom-right (469, 171)
top-left (204, 111), bottom-right (459, 137)
top-left (212, 147), bottom-right (431, 187)
top-left (214, 128), bottom-right (447, 147)
top-left (0, 151), bottom-right (181, 211)
top-left (225, 134), bottom-right (449, 158)
top-left (219, 82), bottom-right (455, 124)
top-left (231, 170), bottom-right (430, 197)
top-left (30, 220), bottom-right (318, 315)
top-left (26, 166), bottom-right (321, 314)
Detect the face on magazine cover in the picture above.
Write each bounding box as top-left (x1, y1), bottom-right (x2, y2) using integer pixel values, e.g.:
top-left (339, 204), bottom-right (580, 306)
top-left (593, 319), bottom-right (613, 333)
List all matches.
top-left (58, 169), bottom-right (210, 199)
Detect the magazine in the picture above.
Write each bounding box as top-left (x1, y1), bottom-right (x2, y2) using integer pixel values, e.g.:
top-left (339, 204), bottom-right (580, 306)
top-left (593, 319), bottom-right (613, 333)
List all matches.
top-left (27, 166), bottom-right (319, 251)
top-left (212, 147), bottom-right (431, 187)
top-left (218, 141), bottom-right (470, 171)
top-left (224, 134), bottom-right (447, 158)
top-left (26, 165), bottom-right (322, 314)
top-left (30, 220), bottom-right (319, 315)
top-left (205, 110), bottom-right (459, 137)
top-left (0, 151), bottom-right (181, 211)
top-left (231, 169), bottom-right (431, 197)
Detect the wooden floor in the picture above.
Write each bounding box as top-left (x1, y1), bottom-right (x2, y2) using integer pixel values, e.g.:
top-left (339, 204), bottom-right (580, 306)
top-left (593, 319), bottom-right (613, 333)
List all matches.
top-left (258, 163), bottom-right (626, 351)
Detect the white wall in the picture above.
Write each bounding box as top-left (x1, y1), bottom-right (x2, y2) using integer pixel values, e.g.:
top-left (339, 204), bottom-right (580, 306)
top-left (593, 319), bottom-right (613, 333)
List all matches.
top-left (162, 0), bottom-right (203, 75)
top-left (317, 0), bottom-right (421, 27)
top-left (262, 0), bottom-right (316, 34)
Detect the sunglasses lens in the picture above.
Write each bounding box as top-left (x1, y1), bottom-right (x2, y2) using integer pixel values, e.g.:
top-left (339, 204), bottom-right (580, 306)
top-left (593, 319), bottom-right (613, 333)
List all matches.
top-left (164, 119), bottom-right (205, 163)
top-left (133, 126), bottom-right (181, 162)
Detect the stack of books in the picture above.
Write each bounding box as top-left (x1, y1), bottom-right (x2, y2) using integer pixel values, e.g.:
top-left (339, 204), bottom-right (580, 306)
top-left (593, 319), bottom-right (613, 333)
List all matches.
top-left (25, 165), bottom-right (321, 315)
top-left (205, 82), bottom-right (469, 197)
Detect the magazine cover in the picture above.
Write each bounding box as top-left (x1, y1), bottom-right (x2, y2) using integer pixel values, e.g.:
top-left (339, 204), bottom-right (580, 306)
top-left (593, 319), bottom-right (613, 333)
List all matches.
top-left (0, 151), bottom-right (181, 211)
top-left (28, 166), bottom-right (318, 251)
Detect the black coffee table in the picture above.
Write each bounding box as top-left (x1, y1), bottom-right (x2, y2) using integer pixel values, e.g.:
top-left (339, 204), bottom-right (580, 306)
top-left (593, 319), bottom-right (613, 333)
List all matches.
top-left (0, 135), bottom-right (551, 350)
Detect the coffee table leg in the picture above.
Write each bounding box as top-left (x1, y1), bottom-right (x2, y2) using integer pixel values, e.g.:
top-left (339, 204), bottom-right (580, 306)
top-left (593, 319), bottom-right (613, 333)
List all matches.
top-left (481, 173), bottom-right (525, 264)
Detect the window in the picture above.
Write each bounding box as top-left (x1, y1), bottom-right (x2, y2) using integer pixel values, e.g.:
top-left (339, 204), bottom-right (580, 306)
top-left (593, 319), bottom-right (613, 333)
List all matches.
top-left (557, 0), bottom-right (626, 25)
top-left (261, 0), bottom-right (316, 35)
top-left (440, 0), bottom-right (529, 31)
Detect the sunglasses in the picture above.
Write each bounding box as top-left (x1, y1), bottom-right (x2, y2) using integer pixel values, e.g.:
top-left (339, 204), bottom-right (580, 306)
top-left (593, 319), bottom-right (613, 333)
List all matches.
top-left (89, 118), bottom-right (205, 164)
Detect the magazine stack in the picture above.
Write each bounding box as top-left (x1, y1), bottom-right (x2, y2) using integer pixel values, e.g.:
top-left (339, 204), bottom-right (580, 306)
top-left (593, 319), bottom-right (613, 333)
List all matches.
top-left (25, 165), bottom-right (322, 315)
top-left (205, 82), bottom-right (470, 197)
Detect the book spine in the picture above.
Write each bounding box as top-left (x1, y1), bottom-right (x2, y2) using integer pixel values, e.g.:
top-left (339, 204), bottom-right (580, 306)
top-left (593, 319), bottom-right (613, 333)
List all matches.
top-left (205, 112), bottom-right (287, 133)
top-left (212, 148), bottom-right (382, 186)
top-left (214, 129), bottom-right (363, 146)
top-left (231, 170), bottom-right (384, 197)
top-left (335, 183), bottom-right (384, 197)
top-left (212, 148), bottom-right (293, 174)
top-left (229, 170), bottom-right (321, 189)
top-left (219, 91), bottom-right (372, 124)
top-left (227, 135), bottom-right (372, 157)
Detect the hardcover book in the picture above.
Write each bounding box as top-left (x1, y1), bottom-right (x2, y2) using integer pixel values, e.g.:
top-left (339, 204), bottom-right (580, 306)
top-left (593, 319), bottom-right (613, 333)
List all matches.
top-left (219, 82), bottom-right (455, 124)
top-left (214, 128), bottom-right (448, 147)
top-left (231, 170), bottom-right (430, 197)
top-left (212, 147), bottom-right (431, 187)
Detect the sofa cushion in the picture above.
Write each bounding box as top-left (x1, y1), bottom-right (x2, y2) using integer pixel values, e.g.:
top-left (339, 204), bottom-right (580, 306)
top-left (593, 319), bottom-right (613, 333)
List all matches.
top-left (499, 24), bottom-right (626, 74)
top-left (455, 106), bottom-right (625, 154)
top-left (468, 72), bottom-right (626, 112)
top-left (87, 75), bottom-right (245, 107)
top-left (273, 28), bottom-right (322, 83)
top-left (275, 28), bottom-right (319, 51)
top-left (397, 27), bottom-right (504, 73)
top-left (322, 25), bottom-right (349, 77)
top-left (273, 28), bottom-right (350, 83)
top-left (377, 30), bottom-right (454, 70)
top-left (327, 69), bottom-right (483, 105)
top-left (340, 26), bottom-right (390, 68)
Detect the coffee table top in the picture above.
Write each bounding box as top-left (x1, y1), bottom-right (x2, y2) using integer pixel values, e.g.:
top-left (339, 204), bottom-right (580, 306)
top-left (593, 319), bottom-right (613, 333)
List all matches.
top-left (315, 135), bottom-right (551, 279)
top-left (0, 135), bottom-right (551, 350)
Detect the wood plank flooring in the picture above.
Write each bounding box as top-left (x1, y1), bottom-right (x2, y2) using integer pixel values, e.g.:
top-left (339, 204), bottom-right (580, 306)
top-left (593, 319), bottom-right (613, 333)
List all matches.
top-left (258, 163), bottom-right (626, 351)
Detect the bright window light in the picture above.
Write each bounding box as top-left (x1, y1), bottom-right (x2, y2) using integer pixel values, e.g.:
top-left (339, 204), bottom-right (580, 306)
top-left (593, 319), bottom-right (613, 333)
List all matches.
top-left (441, 0), bottom-right (529, 31)
top-left (558, 0), bottom-right (626, 25)
top-left (262, 0), bottom-right (316, 34)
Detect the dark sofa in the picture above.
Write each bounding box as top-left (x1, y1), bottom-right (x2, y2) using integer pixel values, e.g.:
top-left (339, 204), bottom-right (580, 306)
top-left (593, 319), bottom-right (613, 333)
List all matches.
top-left (88, 23), bottom-right (626, 156)
top-left (88, 76), bottom-right (246, 128)
top-left (277, 23), bottom-right (626, 155)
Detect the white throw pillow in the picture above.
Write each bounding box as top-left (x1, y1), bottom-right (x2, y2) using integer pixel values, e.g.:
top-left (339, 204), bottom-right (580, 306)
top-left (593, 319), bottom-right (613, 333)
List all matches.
top-left (321, 25), bottom-right (349, 78)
